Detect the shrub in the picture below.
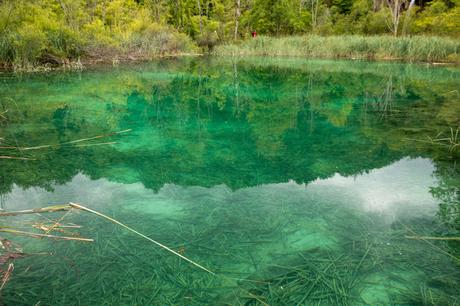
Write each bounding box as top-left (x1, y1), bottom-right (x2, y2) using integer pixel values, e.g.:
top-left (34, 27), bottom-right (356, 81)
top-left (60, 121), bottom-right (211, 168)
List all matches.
top-left (12, 24), bottom-right (47, 67)
top-left (125, 22), bottom-right (197, 56)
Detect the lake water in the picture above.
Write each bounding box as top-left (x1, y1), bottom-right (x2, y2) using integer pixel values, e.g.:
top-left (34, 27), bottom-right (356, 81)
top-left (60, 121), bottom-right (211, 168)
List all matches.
top-left (0, 58), bottom-right (459, 305)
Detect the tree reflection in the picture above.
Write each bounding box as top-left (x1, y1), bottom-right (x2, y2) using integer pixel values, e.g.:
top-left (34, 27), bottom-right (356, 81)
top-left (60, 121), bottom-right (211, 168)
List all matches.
top-left (0, 58), bottom-right (458, 206)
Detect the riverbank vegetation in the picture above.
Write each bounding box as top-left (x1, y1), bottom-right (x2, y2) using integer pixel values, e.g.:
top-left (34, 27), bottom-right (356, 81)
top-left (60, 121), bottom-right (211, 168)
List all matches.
top-left (0, 0), bottom-right (460, 69)
top-left (0, 0), bottom-right (459, 68)
top-left (214, 35), bottom-right (460, 62)
top-left (0, 0), bottom-right (197, 70)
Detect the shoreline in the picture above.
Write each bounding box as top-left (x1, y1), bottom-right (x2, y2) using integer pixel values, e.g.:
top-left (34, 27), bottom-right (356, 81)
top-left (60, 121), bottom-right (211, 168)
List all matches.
top-left (1, 40), bottom-right (460, 73)
top-left (1, 54), bottom-right (458, 74)
top-left (0, 52), bottom-right (204, 73)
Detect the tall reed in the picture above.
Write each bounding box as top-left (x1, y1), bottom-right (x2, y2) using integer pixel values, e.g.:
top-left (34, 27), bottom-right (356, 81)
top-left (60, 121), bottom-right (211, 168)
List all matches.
top-left (214, 35), bottom-right (460, 63)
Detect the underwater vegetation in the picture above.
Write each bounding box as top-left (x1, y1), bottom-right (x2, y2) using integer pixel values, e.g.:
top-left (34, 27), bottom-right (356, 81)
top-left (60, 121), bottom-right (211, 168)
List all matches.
top-left (0, 58), bottom-right (459, 304)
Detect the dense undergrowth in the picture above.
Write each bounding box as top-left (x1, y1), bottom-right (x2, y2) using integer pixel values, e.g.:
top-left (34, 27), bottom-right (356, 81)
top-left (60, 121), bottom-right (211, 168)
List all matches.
top-left (0, 1), bottom-right (197, 71)
top-left (214, 35), bottom-right (460, 63)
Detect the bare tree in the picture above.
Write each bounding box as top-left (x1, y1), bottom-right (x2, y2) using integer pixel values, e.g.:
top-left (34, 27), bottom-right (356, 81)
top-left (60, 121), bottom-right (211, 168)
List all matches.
top-left (197, 0), bottom-right (203, 34)
top-left (234, 0), bottom-right (241, 40)
top-left (385, 0), bottom-right (415, 36)
top-left (309, 0), bottom-right (320, 30)
top-left (402, 0), bottom-right (416, 35)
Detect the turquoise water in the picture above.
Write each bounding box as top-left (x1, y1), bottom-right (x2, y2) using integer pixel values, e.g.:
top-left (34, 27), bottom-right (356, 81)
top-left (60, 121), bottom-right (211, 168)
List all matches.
top-left (0, 58), bottom-right (459, 305)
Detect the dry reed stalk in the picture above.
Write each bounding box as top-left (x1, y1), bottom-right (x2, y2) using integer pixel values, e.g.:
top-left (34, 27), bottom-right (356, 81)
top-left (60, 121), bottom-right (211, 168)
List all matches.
top-left (0, 229), bottom-right (93, 242)
top-left (0, 263), bottom-right (13, 291)
top-left (60, 129), bottom-right (131, 145)
top-left (400, 222), bottom-right (460, 262)
top-left (73, 142), bottom-right (116, 148)
top-left (405, 236), bottom-right (460, 241)
top-left (0, 111), bottom-right (7, 120)
top-left (0, 156), bottom-right (36, 160)
top-left (43, 209), bottom-right (73, 235)
top-left (0, 129), bottom-right (131, 151)
top-left (0, 204), bottom-right (72, 216)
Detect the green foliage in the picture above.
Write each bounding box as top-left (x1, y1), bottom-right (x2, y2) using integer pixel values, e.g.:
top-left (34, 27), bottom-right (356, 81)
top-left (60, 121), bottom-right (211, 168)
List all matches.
top-left (12, 24), bottom-right (47, 67)
top-left (0, 0), bottom-right (459, 69)
top-left (414, 1), bottom-right (460, 36)
top-left (240, 0), bottom-right (311, 34)
top-left (0, 0), bottom-right (197, 69)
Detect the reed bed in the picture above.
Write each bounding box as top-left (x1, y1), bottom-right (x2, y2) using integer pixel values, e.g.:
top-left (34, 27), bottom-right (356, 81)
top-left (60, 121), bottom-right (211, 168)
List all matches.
top-left (214, 35), bottom-right (460, 63)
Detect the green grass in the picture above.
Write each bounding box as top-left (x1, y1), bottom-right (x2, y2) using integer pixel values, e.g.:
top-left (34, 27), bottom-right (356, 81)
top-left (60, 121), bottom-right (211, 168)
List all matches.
top-left (214, 35), bottom-right (460, 63)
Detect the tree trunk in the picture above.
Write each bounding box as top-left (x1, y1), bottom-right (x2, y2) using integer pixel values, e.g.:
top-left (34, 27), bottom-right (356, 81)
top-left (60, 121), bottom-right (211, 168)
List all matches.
top-left (234, 0), bottom-right (240, 41)
top-left (402, 0), bottom-right (415, 35)
top-left (392, 0), bottom-right (399, 36)
top-left (386, 0), bottom-right (408, 36)
top-left (311, 0), bottom-right (319, 29)
top-left (197, 0), bottom-right (203, 34)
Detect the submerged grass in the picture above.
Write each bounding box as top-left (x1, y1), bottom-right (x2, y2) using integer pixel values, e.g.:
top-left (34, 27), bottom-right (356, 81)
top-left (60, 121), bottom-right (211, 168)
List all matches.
top-left (2, 189), bottom-right (460, 305)
top-left (214, 35), bottom-right (460, 63)
top-left (236, 222), bottom-right (460, 305)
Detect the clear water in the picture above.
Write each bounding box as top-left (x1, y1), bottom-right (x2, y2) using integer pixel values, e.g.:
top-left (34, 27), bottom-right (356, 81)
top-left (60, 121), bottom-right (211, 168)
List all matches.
top-left (0, 58), bottom-right (459, 305)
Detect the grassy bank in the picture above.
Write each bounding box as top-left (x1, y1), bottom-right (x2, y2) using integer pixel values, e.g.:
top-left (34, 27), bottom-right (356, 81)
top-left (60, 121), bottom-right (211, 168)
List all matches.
top-left (214, 35), bottom-right (460, 63)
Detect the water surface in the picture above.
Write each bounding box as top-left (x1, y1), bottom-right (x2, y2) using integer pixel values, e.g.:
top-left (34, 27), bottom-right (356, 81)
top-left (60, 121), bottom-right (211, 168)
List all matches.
top-left (0, 58), bottom-right (459, 305)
